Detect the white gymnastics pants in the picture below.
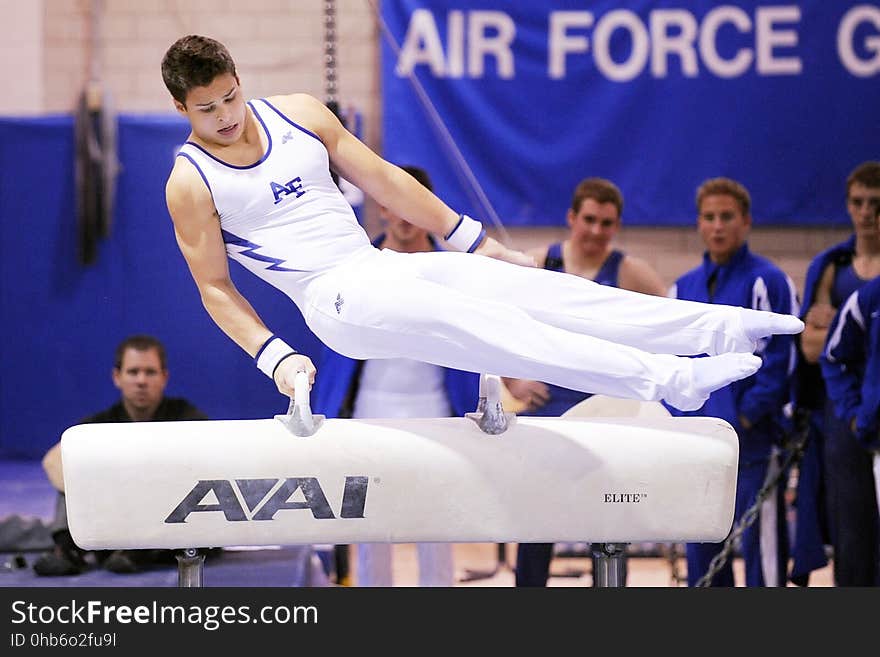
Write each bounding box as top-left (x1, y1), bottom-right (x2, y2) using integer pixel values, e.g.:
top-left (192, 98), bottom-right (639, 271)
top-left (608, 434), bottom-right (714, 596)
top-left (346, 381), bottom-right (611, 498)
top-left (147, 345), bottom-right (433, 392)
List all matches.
top-left (302, 248), bottom-right (767, 411)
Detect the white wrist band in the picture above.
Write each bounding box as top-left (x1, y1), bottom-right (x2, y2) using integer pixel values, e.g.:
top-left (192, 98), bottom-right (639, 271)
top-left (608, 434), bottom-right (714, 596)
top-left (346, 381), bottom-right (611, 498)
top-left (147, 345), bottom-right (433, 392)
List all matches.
top-left (255, 336), bottom-right (296, 379)
top-left (445, 214), bottom-right (485, 253)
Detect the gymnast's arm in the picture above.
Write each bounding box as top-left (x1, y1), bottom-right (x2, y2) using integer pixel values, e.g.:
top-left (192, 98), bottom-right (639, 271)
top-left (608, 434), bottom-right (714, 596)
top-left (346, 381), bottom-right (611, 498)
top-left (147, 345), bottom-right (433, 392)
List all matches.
top-left (272, 93), bottom-right (535, 267)
top-left (165, 158), bottom-right (316, 398)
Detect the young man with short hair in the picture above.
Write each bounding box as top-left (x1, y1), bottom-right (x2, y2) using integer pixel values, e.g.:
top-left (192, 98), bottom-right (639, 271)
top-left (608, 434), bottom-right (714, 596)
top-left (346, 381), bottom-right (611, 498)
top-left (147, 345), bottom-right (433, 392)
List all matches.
top-left (35, 335), bottom-right (207, 576)
top-left (669, 178), bottom-right (799, 587)
top-left (511, 177), bottom-right (666, 587)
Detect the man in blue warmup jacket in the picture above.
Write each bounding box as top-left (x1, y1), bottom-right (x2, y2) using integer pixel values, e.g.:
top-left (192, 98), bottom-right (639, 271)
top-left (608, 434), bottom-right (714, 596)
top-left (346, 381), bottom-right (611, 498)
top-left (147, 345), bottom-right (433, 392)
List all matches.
top-left (669, 177), bottom-right (799, 587)
top-left (822, 277), bottom-right (880, 448)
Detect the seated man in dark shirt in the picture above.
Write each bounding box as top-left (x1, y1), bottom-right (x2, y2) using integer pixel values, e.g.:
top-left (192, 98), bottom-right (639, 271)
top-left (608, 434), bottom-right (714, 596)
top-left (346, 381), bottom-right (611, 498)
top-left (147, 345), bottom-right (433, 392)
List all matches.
top-left (34, 334), bottom-right (207, 576)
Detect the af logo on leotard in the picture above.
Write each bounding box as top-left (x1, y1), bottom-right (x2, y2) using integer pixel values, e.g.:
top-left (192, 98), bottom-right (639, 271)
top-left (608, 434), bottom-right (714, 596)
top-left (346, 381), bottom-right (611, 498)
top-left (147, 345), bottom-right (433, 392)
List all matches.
top-left (270, 176), bottom-right (307, 204)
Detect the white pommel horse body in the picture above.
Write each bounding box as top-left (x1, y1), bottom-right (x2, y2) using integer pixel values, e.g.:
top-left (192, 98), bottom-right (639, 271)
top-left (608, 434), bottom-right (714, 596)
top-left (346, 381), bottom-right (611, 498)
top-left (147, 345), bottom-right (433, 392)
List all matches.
top-left (61, 374), bottom-right (739, 587)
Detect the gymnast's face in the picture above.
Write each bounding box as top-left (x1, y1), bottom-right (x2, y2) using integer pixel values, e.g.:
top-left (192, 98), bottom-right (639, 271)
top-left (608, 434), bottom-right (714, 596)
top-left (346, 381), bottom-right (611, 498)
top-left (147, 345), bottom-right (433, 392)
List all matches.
top-left (697, 194), bottom-right (751, 265)
top-left (567, 198), bottom-right (620, 258)
top-left (175, 73), bottom-right (247, 146)
top-left (112, 347), bottom-right (168, 418)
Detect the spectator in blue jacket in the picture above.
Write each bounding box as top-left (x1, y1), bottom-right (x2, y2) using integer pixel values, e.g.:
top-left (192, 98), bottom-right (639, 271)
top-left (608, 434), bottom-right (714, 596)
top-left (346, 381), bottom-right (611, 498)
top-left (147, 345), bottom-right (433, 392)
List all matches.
top-left (822, 277), bottom-right (880, 450)
top-left (669, 177), bottom-right (798, 587)
top-left (310, 165), bottom-right (480, 587)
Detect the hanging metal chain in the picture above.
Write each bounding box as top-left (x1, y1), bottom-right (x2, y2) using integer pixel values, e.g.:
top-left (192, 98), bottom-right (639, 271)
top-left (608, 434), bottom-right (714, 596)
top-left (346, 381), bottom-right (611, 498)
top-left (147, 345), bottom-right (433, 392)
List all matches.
top-left (324, 0), bottom-right (338, 105)
top-left (695, 410), bottom-right (811, 587)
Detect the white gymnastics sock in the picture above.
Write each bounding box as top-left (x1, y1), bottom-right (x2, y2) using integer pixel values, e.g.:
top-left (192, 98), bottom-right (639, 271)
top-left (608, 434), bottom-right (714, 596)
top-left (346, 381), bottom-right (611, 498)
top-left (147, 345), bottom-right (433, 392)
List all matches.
top-left (664, 352), bottom-right (763, 412)
top-left (741, 309), bottom-right (804, 341)
top-left (708, 308), bottom-right (804, 356)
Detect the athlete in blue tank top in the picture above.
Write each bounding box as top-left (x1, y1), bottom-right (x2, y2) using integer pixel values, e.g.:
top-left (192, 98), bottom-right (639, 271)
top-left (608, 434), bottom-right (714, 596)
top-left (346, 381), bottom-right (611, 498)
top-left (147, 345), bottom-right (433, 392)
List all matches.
top-left (504, 178), bottom-right (666, 418)
top-left (512, 178), bottom-right (666, 587)
top-left (530, 244), bottom-right (626, 416)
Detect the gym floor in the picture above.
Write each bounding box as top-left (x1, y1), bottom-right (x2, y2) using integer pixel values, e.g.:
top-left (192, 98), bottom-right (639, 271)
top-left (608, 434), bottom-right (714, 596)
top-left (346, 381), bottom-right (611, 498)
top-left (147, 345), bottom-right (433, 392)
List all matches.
top-left (382, 542), bottom-right (834, 587)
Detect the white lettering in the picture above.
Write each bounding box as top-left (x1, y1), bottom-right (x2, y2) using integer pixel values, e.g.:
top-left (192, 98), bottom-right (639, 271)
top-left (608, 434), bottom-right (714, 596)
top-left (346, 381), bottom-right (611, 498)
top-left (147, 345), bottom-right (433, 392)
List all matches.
top-left (756, 6), bottom-right (802, 75)
top-left (397, 9), bottom-right (446, 76)
top-left (838, 5), bottom-right (880, 77)
top-left (447, 11), bottom-right (465, 78)
top-left (468, 11), bottom-right (516, 78)
top-left (593, 9), bottom-right (650, 82)
top-left (700, 6), bottom-right (753, 78)
top-left (650, 9), bottom-right (699, 77)
top-left (548, 11), bottom-right (594, 79)
top-left (400, 5), bottom-right (813, 82)
top-left (11, 601), bottom-right (26, 623)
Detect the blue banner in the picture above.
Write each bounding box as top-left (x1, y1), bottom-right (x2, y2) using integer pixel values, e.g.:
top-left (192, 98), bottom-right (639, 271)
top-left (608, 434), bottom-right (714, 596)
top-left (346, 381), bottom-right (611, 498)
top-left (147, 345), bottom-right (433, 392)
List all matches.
top-left (380, 1), bottom-right (880, 226)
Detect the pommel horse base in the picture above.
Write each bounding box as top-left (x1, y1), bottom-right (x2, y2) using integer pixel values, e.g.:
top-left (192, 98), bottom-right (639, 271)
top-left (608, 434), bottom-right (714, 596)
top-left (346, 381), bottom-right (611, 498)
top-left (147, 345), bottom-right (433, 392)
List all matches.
top-left (61, 374), bottom-right (739, 587)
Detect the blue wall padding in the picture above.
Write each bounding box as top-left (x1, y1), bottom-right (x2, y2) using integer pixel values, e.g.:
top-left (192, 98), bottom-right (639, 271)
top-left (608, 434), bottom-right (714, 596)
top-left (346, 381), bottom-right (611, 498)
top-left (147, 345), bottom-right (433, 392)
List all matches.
top-left (0, 116), bottom-right (324, 458)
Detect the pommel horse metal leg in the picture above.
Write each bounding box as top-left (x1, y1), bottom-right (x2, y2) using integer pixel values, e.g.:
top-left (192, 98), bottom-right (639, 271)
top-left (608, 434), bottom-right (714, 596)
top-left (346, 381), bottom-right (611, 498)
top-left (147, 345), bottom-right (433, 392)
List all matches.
top-left (592, 543), bottom-right (628, 587)
top-left (176, 548), bottom-right (205, 587)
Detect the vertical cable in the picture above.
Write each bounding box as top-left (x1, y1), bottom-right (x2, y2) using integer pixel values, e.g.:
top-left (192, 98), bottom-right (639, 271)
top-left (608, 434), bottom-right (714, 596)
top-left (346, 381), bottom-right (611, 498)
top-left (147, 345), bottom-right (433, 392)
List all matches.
top-left (364, 0), bottom-right (512, 245)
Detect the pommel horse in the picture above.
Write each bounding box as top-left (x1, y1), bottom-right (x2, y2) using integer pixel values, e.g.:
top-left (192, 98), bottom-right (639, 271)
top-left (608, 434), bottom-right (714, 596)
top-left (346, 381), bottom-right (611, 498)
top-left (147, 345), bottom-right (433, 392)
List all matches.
top-left (61, 373), bottom-right (739, 587)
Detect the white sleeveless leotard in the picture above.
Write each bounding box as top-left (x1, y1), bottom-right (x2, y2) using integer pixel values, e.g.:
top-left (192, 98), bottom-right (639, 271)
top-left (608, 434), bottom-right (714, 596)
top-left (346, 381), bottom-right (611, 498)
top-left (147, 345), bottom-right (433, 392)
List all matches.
top-left (177, 98), bottom-right (374, 307)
